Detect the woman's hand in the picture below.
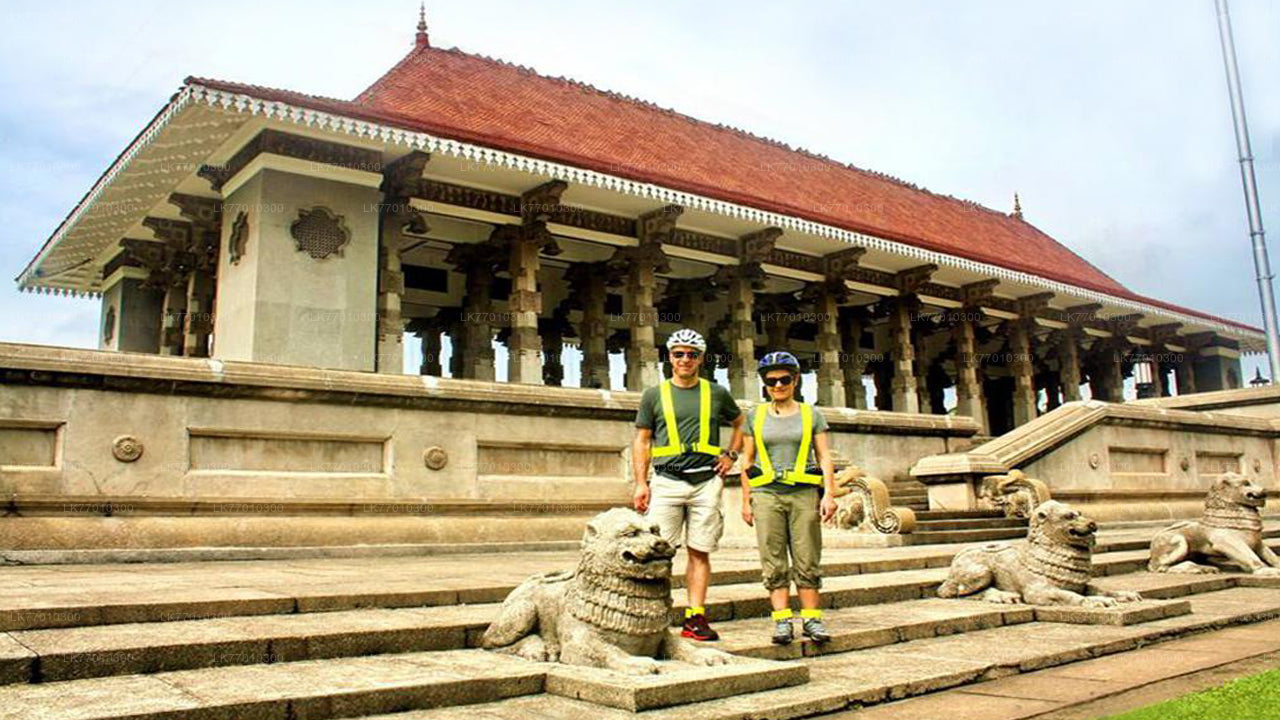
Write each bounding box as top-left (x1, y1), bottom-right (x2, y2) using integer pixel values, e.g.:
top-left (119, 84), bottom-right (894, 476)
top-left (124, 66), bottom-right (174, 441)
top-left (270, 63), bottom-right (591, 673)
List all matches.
top-left (820, 495), bottom-right (837, 523)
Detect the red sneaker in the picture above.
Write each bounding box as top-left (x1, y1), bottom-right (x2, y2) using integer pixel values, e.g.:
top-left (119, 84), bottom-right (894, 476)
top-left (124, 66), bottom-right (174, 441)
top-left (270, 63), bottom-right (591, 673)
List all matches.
top-left (681, 613), bottom-right (720, 641)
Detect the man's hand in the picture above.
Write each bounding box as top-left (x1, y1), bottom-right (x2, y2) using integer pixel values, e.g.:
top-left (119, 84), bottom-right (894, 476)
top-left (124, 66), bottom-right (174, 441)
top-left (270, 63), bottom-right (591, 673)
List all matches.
top-left (820, 495), bottom-right (838, 523)
top-left (741, 501), bottom-right (754, 527)
top-left (715, 453), bottom-right (735, 476)
top-left (634, 482), bottom-right (651, 513)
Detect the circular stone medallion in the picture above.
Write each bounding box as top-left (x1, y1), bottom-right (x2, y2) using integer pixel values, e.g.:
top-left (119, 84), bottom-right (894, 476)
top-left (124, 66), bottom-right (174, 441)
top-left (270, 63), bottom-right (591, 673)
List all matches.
top-left (112, 435), bottom-right (144, 462)
top-left (424, 446), bottom-right (448, 471)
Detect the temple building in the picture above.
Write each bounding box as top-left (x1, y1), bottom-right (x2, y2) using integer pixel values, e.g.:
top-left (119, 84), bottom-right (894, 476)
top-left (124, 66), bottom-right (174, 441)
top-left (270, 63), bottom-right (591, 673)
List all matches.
top-left (16, 11), bottom-right (1260, 437)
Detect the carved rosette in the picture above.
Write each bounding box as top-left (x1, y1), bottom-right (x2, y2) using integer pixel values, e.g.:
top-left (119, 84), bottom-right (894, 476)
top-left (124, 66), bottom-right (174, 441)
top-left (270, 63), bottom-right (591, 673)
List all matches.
top-left (112, 435), bottom-right (144, 463)
top-left (826, 466), bottom-right (917, 535)
top-left (290, 207), bottom-right (351, 259)
top-left (424, 446), bottom-right (448, 471)
top-left (979, 469), bottom-right (1052, 519)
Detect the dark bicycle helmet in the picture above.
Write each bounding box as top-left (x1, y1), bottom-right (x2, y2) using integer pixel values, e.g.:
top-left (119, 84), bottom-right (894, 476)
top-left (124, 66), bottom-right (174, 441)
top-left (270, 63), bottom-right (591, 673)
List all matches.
top-left (758, 351), bottom-right (801, 376)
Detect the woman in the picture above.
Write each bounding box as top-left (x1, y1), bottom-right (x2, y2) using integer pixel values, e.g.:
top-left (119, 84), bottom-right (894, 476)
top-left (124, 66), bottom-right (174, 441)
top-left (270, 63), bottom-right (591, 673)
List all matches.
top-left (740, 351), bottom-right (838, 645)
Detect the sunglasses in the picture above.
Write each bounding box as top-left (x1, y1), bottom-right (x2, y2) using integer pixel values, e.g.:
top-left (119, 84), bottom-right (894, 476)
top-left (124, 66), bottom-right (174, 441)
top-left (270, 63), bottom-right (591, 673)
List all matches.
top-left (670, 351), bottom-right (701, 360)
top-left (763, 375), bottom-right (794, 387)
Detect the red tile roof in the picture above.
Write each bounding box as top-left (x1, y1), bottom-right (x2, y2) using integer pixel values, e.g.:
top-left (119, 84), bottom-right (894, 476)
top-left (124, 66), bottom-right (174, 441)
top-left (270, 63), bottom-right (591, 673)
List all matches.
top-left (353, 45), bottom-right (1130, 296)
top-left (185, 43), bottom-right (1263, 335)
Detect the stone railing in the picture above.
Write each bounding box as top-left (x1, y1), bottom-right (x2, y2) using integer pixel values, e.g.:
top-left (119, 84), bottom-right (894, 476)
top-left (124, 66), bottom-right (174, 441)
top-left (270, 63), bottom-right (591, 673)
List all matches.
top-left (910, 396), bottom-right (1280, 522)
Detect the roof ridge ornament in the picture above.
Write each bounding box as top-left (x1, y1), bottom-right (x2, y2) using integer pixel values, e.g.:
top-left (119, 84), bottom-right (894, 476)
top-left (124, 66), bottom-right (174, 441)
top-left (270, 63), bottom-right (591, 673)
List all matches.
top-left (1012, 192), bottom-right (1023, 219)
top-left (415, 2), bottom-right (430, 50)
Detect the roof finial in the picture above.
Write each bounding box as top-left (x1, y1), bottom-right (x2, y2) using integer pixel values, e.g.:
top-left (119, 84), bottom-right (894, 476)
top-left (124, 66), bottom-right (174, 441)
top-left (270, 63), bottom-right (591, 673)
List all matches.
top-left (1012, 192), bottom-right (1023, 219)
top-left (415, 2), bottom-right (430, 50)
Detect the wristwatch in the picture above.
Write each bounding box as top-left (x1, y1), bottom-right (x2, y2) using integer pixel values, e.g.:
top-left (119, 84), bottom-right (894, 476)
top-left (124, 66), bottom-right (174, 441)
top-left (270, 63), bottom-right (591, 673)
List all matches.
top-left (720, 450), bottom-right (739, 461)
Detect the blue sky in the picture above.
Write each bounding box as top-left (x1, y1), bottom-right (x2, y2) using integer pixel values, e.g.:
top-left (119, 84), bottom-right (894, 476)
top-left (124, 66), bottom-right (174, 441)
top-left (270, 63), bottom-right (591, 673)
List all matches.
top-left (1, 1), bottom-right (1277, 380)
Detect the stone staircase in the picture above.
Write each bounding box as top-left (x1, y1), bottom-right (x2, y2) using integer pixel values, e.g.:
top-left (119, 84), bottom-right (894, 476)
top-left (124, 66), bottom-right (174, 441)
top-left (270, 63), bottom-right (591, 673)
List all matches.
top-left (1, 531), bottom-right (1278, 719)
top-left (883, 476), bottom-right (1030, 545)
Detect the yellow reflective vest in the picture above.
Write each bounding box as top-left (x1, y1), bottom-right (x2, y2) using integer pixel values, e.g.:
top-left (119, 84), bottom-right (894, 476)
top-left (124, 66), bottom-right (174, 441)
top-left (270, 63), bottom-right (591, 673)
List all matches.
top-left (749, 402), bottom-right (823, 487)
top-left (650, 379), bottom-right (721, 458)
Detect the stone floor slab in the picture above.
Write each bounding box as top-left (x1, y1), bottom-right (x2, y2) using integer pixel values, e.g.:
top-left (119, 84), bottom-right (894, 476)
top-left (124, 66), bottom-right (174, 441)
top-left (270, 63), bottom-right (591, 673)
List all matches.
top-left (1032, 599), bottom-right (1191, 625)
top-left (544, 658), bottom-right (808, 711)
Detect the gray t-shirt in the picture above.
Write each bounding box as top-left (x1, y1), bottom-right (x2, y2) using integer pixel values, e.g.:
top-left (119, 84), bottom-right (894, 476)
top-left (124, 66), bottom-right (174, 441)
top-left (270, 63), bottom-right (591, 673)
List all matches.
top-left (635, 380), bottom-right (742, 481)
top-left (744, 403), bottom-right (829, 494)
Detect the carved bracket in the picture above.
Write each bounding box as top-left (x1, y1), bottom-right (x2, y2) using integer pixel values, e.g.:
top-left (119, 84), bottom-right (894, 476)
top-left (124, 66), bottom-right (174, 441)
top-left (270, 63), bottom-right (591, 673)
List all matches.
top-left (826, 466), bottom-right (917, 534)
top-left (979, 469), bottom-right (1052, 519)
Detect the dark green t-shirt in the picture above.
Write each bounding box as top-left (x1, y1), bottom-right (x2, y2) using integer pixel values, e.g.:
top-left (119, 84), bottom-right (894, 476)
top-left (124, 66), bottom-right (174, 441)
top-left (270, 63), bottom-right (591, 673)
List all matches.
top-left (635, 380), bottom-right (742, 481)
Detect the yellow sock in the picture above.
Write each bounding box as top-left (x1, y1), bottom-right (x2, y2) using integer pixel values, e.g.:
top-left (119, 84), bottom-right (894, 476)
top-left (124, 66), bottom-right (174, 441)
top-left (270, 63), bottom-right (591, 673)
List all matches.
top-left (800, 608), bottom-right (823, 619)
top-left (771, 608), bottom-right (794, 621)
top-left (685, 606), bottom-right (705, 618)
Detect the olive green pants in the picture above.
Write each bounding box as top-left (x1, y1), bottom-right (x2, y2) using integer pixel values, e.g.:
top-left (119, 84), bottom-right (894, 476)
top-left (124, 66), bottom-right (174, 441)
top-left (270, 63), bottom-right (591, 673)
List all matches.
top-left (750, 488), bottom-right (822, 590)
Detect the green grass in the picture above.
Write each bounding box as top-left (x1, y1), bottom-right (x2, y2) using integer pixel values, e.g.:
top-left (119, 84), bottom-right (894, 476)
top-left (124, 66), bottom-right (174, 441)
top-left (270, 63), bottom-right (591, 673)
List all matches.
top-left (1101, 667), bottom-right (1280, 720)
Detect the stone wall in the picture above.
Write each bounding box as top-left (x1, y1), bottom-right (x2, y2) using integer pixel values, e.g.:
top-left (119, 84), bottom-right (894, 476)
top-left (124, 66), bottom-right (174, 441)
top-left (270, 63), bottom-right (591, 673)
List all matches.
top-left (0, 342), bottom-right (977, 552)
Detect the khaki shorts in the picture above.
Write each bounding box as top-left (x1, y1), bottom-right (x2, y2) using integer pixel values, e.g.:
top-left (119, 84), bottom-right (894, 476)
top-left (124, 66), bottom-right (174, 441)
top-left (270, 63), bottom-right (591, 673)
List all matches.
top-left (646, 474), bottom-right (724, 553)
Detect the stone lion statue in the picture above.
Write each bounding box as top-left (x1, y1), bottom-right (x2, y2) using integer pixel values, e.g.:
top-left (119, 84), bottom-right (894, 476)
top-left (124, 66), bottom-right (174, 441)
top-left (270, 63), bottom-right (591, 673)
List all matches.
top-left (1148, 472), bottom-right (1280, 576)
top-left (481, 508), bottom-right (733, 674)
top-left (938, 500), bottom-right (1143, 607)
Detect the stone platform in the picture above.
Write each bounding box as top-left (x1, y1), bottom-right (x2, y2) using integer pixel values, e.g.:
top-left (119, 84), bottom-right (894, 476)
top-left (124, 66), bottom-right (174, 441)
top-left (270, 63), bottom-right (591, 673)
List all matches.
top-left (0, 526), bottom-right (1278, 719)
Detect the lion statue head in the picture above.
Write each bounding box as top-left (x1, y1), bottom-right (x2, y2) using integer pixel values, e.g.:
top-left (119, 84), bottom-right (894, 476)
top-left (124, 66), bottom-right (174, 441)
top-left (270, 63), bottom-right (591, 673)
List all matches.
top-left (1206, 472), bottom-right (1267, 511)
top-left (578, 508), bottom-right (676, 581)
top-left (1029, 500), bottom-right (1098, 549)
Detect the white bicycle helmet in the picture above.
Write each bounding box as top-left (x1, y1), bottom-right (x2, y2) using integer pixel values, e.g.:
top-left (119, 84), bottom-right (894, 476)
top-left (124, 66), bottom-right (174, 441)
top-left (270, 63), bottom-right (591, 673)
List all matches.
top-left (666, 328), bottom-right (707, 352)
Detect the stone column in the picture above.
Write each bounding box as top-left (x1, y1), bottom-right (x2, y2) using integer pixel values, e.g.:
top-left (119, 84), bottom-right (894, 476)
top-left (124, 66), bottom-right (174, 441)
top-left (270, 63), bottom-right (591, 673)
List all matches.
top-left (506, 227), bottom-right (544, 385)
top-left (872, 360), bottom-right (894, 411)
top-left (159, 280), bottom-right (188, 356)
top-left (888, 298), bottom-right (919, 413)
top-left (1010, 319), bottom-right (1036, 426)
top-left (421, 328), bottom-right (442, 375)
top-left (614, 206), bottom-right (679, 392)
top-left (166, 194), bottom-right (221, 359)
top-left (568, 263), bottom-right (611, 390)
top-left (725, 271), bottom-right (757, 400)
top-left (953, 315), bottom-right (987, 432)
top-left (446, 241), bottom-right (503, 382)
top-left (840, 308), bottom-right (868, 409)
top-left (375, 153), bottom-right (430, 374)
top-left (814, 285), bottom-right (844, 406)
top-left (1175, 356), bottom-right (1196, 395)
top-left (183, 271), bottom-right (216, 358)
top-left (1058, 331), bottom-right (1083, 402)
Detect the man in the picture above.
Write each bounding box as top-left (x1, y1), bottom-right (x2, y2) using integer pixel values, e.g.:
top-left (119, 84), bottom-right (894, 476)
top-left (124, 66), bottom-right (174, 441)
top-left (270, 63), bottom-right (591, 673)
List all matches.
top-left (632, 328), bottom-right (745, 641)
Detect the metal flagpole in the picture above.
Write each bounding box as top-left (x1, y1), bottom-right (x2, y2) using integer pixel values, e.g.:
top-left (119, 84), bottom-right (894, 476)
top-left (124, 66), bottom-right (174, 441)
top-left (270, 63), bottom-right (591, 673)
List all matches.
top-left (1215, 0), bottom-right (1280, 381)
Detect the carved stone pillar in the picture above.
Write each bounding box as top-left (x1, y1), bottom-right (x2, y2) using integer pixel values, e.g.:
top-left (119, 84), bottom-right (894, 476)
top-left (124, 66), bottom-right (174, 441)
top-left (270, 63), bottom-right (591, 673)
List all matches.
top-left (872, 360), bottom-right (893, 411)
top-left (839, 308), bottom-right (868, 409)
top-left (613, 206), bottom-right (679, 391)
top-left (506, 229), bottom-right (543, 384)
top-left (953, 315), bottom-right (987, 433)
top-left (1010, 319), bottom-right (1036, 426)
top-left (1058, 331), bottom-right (1083, 402)
top-left (725, 271), bottom-right (757, 399)
top-left (567, 263), bottom-right (611, 390)
top-left (377, 152), bottom-right (431, 374)
top-left (888, 298), bottom-right (919, 413)
top-left (160, 280), bottom-right (188, 356)
top-left (1175, 356), bottom-right (1196, 395)
top-left (407, 317), bottom-right (445, 376)
top-left (446, 240), bottom-right (504, 382)
top-left (814, 285), bottom-right (844, 406)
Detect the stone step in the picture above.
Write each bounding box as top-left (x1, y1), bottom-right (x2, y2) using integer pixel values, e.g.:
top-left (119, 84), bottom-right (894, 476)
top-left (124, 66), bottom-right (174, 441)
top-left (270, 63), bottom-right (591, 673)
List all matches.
top-left (0, 649), bottom-right (546, 720)
top-left (913, 510), bottom-right (1007, 520)
top-left (363, 585), bottom-right (1280, 720)
top-left (899, 527), bottom-right (1028, 545)
top-left (8, 538), bottom-right (1256, 635)
top-left (6, 566), bottom-right (1234, 687)
top-left (913, 517), bottom-right (1028, 531)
